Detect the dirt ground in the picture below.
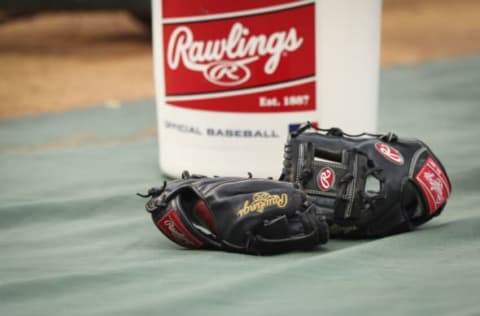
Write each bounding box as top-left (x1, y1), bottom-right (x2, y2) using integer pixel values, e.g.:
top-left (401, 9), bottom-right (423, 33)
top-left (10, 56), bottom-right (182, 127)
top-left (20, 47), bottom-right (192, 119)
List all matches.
top-left (0, 0), bottom-right (479, 119)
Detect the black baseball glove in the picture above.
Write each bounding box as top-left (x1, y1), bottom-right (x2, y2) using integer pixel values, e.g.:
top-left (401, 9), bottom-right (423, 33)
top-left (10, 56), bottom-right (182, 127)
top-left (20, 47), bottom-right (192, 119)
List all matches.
top-left (280, 123), bottom-right (452, 238)
top-left (139, 171), bottom-right (329, 255)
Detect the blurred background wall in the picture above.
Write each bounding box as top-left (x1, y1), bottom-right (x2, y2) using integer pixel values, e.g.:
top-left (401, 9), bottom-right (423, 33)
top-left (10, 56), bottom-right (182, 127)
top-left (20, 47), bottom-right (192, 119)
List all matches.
top-left (0, 0), bottom-right (479, 119)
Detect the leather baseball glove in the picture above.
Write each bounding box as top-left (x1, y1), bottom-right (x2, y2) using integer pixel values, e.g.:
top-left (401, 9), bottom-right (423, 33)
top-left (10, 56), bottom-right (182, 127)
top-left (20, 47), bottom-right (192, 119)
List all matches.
top-left (280, 123), bottom-right (452, 238)
top-left (139, 171), bottom-right (329, 255)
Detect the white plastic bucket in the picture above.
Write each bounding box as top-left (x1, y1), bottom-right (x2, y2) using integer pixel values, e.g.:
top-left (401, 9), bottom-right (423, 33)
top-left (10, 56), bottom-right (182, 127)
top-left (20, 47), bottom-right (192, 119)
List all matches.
top-left (152, 0), bottom-right (382, 177)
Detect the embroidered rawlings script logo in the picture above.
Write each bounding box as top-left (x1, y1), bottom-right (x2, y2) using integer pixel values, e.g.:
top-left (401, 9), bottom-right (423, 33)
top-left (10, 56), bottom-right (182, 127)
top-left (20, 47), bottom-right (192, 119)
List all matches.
top-left (167, 22), bottom-right (304, 86)
top-left (424, 172), bottom-right (446, 203)
top-left (237, 192), bottom-right (288, 217)
top-left (157, 210), bottom-right (202, 247)
top-left (415, 157), bottom-right (451, 214)
top-left (163, 219), bottom-right (195, 246)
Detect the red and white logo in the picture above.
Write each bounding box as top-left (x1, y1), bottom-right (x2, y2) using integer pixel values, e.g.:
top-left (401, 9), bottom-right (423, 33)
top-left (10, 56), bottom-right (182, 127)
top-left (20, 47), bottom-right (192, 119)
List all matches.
top-left (415, 157), bottom-right (451, 215)
top-left (317, 167), bottom-right (335, 191)
top-left (157, 210), bottom-right (203, 248)
top-left (375, 142), bottom-right (404, 165)
top-left (161, 1), bottom-right (316, 113)
top-left (167, 22), bottom-right (304, 87)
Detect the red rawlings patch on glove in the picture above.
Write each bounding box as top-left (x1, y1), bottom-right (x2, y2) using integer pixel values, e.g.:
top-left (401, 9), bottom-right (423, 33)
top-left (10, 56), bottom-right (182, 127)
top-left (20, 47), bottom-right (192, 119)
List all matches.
top-left (415, 157), bottom-right (451, 215)
top-left (157, 210), bottom-right (203, 248)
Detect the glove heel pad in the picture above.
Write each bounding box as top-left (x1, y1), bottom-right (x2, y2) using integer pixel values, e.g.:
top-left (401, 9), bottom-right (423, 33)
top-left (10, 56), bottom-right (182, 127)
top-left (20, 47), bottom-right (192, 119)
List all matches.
top-left (155, 208), bottom-right (204, 248)
top-left (150, 187), bottom-right (221, 249)
top-left (413, 156), bottom-right (451, 216)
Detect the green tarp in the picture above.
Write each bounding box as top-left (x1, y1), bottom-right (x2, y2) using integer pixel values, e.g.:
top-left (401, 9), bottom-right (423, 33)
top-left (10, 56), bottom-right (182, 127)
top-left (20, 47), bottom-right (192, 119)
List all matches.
top-left (1, 57), bottom-right (479, 316)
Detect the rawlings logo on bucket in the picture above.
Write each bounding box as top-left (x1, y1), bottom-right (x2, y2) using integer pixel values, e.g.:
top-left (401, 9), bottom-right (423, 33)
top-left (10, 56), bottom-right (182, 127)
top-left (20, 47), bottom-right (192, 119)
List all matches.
top-left (161, 2), bottom-right (316, 111)
top-left (375, 142), bottom-right (404, 165)
top-left (167, 22), bottom-right (304, 86)
top-left (317, 167), bottom-right (335, 191)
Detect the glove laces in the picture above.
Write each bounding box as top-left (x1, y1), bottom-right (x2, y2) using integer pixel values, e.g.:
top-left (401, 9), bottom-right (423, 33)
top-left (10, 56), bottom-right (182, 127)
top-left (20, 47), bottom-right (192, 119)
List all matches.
top-left (136, 181), bottom-right (167, 198)
top-left (291, 121), bottom-right (398, 142)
